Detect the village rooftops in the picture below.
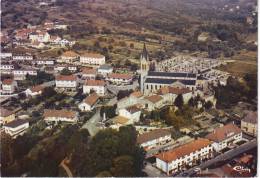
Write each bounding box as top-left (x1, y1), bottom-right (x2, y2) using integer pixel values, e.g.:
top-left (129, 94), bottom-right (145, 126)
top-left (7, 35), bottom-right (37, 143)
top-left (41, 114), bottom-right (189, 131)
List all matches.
top-left (85, 80), bottom-right (105, 86)
top-left (81, 53), bottom-right (105, 58)
top-left (145, 78), bottom-right (196, 86)
top-left (4, 119), bottom-right (28, 128)
top-left (99, 64), bottom-right (113, 70)
top-left (56, 75), bottom-right (77, 81)
top-left (43, 109), bottom-right (76, 119)
top-left (137, 129), bottom-right (171, 145)
top-left (157, 86), bottom-right (191, 95)
top-left (147, 71), bottom-right (197, 78)
top-left (113, 116), bottom-right (129, 125)
top-left (145, 95), bottom-right (163, 103)
top-left (156, 138), bottom-right (212, 163)
top-left (243, 111), bottom-right (257, 124)
top-left (84, 93), bottom-right (99, 106)
top-left (0, 108), bottom-right (14, 117)
top-left (125, 105), bottom-right (141, 114)
top-left (61, 51), bottom-right (79, 58)
top-left (206, 123), bottom-right (242, 143)
top-left (82, 68), bottom-right (96, 75)
top-left (2, 79), bottom-right (14, 85)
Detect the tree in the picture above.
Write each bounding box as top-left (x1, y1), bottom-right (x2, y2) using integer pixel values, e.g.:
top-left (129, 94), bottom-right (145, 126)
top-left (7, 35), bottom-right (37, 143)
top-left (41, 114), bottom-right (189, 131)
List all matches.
top-left (110, 156), bottom-right (134, 176)
top-left (174, 94), bottom-right (184, 109)
top-left (60, 68), bottom-right (72, 75)
top-left (96, 171), bottom-right (112, 177)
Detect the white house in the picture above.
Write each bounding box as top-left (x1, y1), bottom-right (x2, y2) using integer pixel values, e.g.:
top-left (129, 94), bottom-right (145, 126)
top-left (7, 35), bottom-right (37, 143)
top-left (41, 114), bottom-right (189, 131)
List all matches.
top-left (43, 109), bottom-right (78, 123)
top-left (106, 73), bottom-right (133, 85)
top-left (110, 116), bottom-right (132, 130)
top-left (0, 64), bottom-right (14, 70)
top-left (143, 95), bottom-right (164, 111)
top-left (3, 119), bottom-right (29, 138)
top-left (82, 68), bottom-right (97, 80)
top-left (241, 111), bottom-right (257, 137)
top-left (80, 53), bottom-right (105, 66)
top-left (118, 105), bottom-right (141, 123)
top-left (29, 31), bottom-right (50, 43)
top-left (13, 54), bottom-right (33, 61)
top-left (98, 64), bottom-right (113, 76)
top-left (1, 79), bottom-right (17, 94)
top-left (156, 138), bottom-right (213, 175)
top-left (78, 93), bottom-right (99, 111)
top-left (206, 123), bottom-right (242, 152)
top-left (25, 85), bottom-right (45, 97)
top-left (13, 69), bottom-right (37, 80)
top-left (137, 129), bottom-right (172, 150)
top-left (59, 51), bottom-right (79, 63)
top-left (83, 80), bottom-right (106, 96)
top-left (55, 75), bottom-right (77, 91)
top-left (34, 59), bottom-right (55, 66)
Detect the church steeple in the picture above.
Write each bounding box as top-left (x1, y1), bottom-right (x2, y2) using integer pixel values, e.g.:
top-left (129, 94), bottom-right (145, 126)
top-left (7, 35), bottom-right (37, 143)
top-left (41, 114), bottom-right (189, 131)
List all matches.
top-left (140, 43), bottom-right (149, 61)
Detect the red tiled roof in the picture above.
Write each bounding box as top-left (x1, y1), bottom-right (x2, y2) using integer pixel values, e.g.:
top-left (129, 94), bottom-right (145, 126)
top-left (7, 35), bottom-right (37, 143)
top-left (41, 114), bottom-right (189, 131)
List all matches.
top-left (206, 123), bottom-right (242, 143)
top-left (130, 91), bottom-right (143, 98)
top-left (2, 79), bottom-right (14, 85)
top-left (61, 51), bottom-right (79, 58)
top-left (85, 80), bottom-right (105, 86)
top-left (82, 68), bottom-right (96, 75)
top-left (43, 109), bottom-right (76, 119)
top-left (0, 108), bottom-right (14, 117)
top-left (156, 138), bottom-right (212, 162)
top-left (30, 85), bottom-right (45, 93)
top-left (84, 93), bottom-right (99, 106)
top-left (157, 86), bottom-right (191, 95)
top-left (56, 75), bottom-right (77, 81)
top-left (137, 129), bottom-right (171, 144)
top-left (145, 95), bottom-right (163, 103)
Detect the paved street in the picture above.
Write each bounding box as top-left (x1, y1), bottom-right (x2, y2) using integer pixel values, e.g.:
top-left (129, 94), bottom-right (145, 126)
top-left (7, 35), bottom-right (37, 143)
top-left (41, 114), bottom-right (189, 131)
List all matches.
top-left (81, 108), bottom-right (102, 136)
top-left (178, 139), bottom-right (257, 177)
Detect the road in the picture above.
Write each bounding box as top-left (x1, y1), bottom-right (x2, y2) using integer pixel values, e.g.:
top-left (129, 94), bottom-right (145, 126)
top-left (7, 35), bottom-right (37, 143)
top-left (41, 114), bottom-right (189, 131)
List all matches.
top-left (81, 108), bottom-right (102, 136)
top-left (178, 139), bottom-right (257, 177)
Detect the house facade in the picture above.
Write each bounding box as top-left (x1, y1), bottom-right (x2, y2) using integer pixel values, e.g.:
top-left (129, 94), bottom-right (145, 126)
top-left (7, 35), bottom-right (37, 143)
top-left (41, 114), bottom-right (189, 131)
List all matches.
top-left (106, 73), bottom-right (133, 85)
top-left (241, 111), bottom-right (257, 137)
top-left (83, 80), bottom-right (106, 96)
top-left (118, 105), bottom-right (141, 122)
top-left (3, 119), bottom-right (29, 138)
top-left (80, 53), bottom-right (105, 66)
top-left (78, 93), bottom-right (99, 111)
top-left (55, 75), bottom-right (77, 91)
top-left (43, 109), bottom-right (78, 123)
top-left (1, 79), bottom-right (17, 94)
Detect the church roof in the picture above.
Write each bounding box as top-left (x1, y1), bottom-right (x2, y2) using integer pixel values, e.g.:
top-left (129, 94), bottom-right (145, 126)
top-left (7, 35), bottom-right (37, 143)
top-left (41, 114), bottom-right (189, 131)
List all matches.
top-left (147, 71), bottom-right (196, 78)
top-left (140, 43), bottom-right (149, 60)
top-left (145, 78), bottom-right (196, 86)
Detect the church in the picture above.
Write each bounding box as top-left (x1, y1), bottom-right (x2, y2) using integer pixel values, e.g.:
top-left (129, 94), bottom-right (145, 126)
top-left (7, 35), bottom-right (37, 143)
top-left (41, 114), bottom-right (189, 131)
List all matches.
top-left (139, 44), bottom-right (197, 95)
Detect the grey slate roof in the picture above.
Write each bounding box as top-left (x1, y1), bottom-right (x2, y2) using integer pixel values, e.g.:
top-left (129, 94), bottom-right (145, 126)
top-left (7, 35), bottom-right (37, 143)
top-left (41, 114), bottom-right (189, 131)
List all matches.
top-left (147, 71), bottom-right (197, 78)
top-left (145, 78), bottom-right (196, 85)
top-left (4, 119), bottom-right (28, 128)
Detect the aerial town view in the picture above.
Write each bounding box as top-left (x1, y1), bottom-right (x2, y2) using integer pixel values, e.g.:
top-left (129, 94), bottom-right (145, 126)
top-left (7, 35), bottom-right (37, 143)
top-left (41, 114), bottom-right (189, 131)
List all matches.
top-left (0, 0), bottom-right (258, 177)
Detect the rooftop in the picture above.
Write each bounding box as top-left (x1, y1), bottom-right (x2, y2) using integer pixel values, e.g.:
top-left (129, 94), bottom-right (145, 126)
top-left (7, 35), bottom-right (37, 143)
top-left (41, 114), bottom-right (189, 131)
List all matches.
top-left (145, 95), bottom-right (163, 103)
top-left (29, 85), bottom-right (45, 93)
top-left (157, 86), bottom-right (191, 95)
top-left (81, 53), bottom-right (105, 58)
top-left (145, 78), bottom-right (196, 85)
top-left (4, 119), bottom-right (28, 128)
top-left (108, 73), bottom-right (133, 80)
top-left (137, 129), bottom-right (171, 144)
top-left (61, 51), bottom-right (79, 58)
top-left (243, 111), bottom-right (257, 124)
top-left (156, 138), bottom-right (212, 162)
top-left (99, 64), bottom-right (113, 70)
top-left (148, 71), bottom-right (197, 78)
top-left (84, 93), bottom-right (99, 106)
top-left (2, 79), bottom-right (14, 85)
top-left (85, 80), bottom-right (105, 86)
top-left (56, 75), bottom-right (77, 81)
top-left (44, 109), bottom-right (77, 119)
top-left (0, 108), bottom-right (14, 117)
top-left (113, 116), bottom-right (129, 125)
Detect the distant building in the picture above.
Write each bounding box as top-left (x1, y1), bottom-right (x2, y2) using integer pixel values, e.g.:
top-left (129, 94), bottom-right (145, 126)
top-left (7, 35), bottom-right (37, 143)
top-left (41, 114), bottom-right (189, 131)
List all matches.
top-left (106, 73), bottom-right (133, 85)
top-left (116, 91), bottom-right (144, 111)
top-left (111, 116), bottom-right (132, 130)
top-left (118, 105), bottom-right (141, 122)
top-left (34, 58), bottom-right (55, 66)
top-left (78, 93), bottom-right (99, 111)
top-left (144, 95), bottom-right (164, 111)
top-left (206, 123), bottom-right (242, 152)
top-left (43, 109), bottom-right (78, 123)
top-left (241, 111), bottom-right (257, 136)
top-left (55, 75), bottom-right (77, 91)
top-left (80, 53), bottom-right (105, 66)
top-left (155, 138), bottom-right (213, 175)
top-left (13, 53), bottom-right (33, 61)
top-left (82, 68), bottom-right (97, 80)
top-left (137, 129), bottom-right (172, 150)
top-left (1, 79), bottom-right (17, 94)
top-left (25, 85), bottom-right (45, 97)
top-left (13, 69), bottom-right (37, 80)
top-left (59, 51), bottom-right (79, 63)
top-left (0, 108), bottom-right (16, 125)
top-left (3, 119), bottom-right (29, 138)
top-left (98, 64), bottom-right (113, 76)
top-left (83, 80), bottom-right (106, 96)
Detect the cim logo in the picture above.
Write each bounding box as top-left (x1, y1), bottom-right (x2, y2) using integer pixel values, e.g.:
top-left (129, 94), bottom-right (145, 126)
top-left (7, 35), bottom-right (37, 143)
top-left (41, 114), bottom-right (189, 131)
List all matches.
top-left (233, 166), bottom-right (251, 173)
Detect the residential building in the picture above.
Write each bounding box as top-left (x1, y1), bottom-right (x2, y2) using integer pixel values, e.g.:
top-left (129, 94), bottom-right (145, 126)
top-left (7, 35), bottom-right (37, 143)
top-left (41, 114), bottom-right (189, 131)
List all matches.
top-left (78, 93), bottom-right (99, 111)
top-left (98, 64), bottom-right (113, 76)
top-left (34, 58), bottom-right (55, 66)
top-left (0, 108), bottom-right (16, 125)
top-left (82, 68), bottom-right (97, 79)
top-left (80, 53), bottom-right (105, 65)
top-left (111, 116), bottom-right (132, 130)
top-left (206, 123), bottom-right (242, 152)
top-left (13, 54), bottom-right (33, 61)
top-left (0, 63), bottom-right (14, 70)
top-left (55, 75), bottom-right (77, 91)
top-left (43, 109), bottom-right (78, 123)
top-left (59, 51), bottom-right (79, 63)
top-left (106, 73), bottom-right (133, 85)
top-left (3, 119), bottom-right (29, 138)
top-left (144, 95), bottom-right (164, 111)
top-left (13, 69), bottom-right (37, 80)
top-left (29, 31), bottom-right (50, 42)
top-left (116, 93), bottom-right (143, 111)
top-left (118, 105), bottom-right (141, 122)
top-left (137, 129), bottom-right (172, 150)
top-left (241, 111), bottom-right (257, 137)
top-left (25, 85), bottom-right (45, 97)
top-left (1, 79), bottom-right (17, 94)
top-left (83, 80), bottom-right (106, 96)
top-left (156, 138), bottom-right (213, 175)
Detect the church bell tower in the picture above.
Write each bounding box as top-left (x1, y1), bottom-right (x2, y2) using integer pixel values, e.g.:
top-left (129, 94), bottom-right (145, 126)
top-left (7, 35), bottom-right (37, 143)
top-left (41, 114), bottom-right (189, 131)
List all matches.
top-left (140, 43), bottom-right (149, 93)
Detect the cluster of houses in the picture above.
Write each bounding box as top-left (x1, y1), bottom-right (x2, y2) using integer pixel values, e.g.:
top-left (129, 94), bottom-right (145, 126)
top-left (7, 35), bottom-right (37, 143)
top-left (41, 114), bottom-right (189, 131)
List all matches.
top-left (13, 21), bottom-right (74, 49)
